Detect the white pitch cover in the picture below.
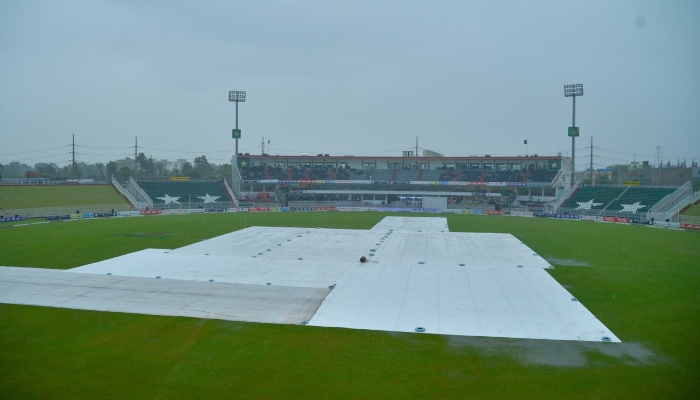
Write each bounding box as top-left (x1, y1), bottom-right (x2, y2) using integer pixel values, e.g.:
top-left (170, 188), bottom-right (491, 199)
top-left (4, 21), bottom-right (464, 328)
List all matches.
top-left (0, 216), bottom-right (619, 342)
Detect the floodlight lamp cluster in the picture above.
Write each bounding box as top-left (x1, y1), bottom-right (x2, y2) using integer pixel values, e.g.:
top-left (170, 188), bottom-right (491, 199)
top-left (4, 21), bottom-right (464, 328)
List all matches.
top-left (229, 90), bottom-right (246, 102)
top-left (564, 84), bottom-right (584, 97)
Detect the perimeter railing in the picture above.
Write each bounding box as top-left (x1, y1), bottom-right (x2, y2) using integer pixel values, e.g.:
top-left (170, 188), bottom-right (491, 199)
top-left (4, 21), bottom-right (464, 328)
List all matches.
top-left (1, 204), bottom-right (134, 219)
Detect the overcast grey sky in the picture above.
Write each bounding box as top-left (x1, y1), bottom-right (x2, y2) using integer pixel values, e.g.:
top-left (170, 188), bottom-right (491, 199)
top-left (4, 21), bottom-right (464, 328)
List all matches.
top-left (1, 0), bottom-right (699, 169)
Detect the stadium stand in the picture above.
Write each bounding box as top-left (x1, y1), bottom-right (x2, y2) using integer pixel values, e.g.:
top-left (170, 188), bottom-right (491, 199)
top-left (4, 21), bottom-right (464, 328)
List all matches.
top-left (137, 181), bottom-right (232, 206)
top-left (461, 170), bottom-right (487, 182)
top-left (438, 169), bottom-right (458, 181)
top-left (560, 186), bottom-right (627, 211)
top-left (527, 168), bottom-right (559, 183)
top-left (484, 170), bottom-right (523, 183)
top-left (395, 169), bottom-right (421, 181)
top-left (334, 168), bottom-right (351, 180)
top-left (605, 187), bottom-right (676, 213)
top-left (370, 169), bottom-right (393, 181)
top-left (238, 165), bottom-right (559, 185)
top-left (420, 170), bottom-right (443, 181)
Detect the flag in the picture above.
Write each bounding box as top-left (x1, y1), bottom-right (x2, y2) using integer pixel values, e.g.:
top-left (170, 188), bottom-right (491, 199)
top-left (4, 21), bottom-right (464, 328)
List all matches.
top-left (238, 157), bottom-right (250, 168)
top-left (524, 140), bottom-right (527, 145)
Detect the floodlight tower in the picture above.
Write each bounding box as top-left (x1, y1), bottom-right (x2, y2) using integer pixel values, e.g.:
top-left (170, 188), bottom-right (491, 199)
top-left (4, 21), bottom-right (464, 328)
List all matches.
top-left (229, 90), bottom-right (246, 195)
top-left (564, 83), bottom-right (583, 188)
top-left (229, 90), bottom-right (246, 157)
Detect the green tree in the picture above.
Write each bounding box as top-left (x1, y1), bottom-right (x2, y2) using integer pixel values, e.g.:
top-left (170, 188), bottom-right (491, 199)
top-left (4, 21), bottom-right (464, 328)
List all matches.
top-left (181, 162), bottom-right (192, 176)
top-left (117, 166), bottom-right (132, 182)
top-left (189, 168), bottom-right (202, 180)
top-left (597, 175), bottom-right (613, 185)
top-left (155, 160), bottom-right (168, 179)
top-left (94, 163), bottom-right (106, 181)
top-left (193, 155), bottom-right (212, 176)
top-left (220, 163), bottom-right (232, 180)
top-left (59, 165), bottom-right (71, 178)
top-left (106, 161), bottom-right (118, 179)
top-left (4, 162), bottom-right (31, 178)
top-left (35, 163), bottom-right (57, 178)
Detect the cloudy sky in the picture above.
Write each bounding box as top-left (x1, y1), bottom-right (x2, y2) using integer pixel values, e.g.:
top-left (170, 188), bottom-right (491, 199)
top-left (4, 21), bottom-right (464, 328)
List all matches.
top-left (1, 0), bottom-right (699, 170)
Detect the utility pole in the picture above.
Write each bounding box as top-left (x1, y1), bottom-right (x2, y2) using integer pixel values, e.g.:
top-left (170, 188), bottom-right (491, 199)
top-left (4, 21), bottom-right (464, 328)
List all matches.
top-left (590, 136), bottom-right (594, 186)
top-left (71, 134), bottom-right (76, 178)
top-left (134, 137), bottom-right (138, 179)
top-left (261, 137), bottom-right (265, 155)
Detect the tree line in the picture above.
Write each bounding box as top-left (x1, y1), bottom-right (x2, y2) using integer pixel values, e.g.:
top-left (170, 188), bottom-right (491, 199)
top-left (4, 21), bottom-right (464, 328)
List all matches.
top-left (0, 154), bottom-right (232, 182)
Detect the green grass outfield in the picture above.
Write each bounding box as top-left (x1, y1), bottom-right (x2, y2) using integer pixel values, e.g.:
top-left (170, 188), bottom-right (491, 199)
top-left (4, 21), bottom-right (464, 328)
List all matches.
top-left (0, 185), bottom-right (128, 209)
top-left (0, 212), bottom-right (698, 399)
top-left (682, 202), bottom-right (700, 217)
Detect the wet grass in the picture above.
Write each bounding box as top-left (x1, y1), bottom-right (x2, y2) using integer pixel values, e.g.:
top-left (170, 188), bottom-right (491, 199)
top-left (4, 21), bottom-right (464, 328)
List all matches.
top-left (0, 212), bottom-right (698, 399)
top-left (0, 185), bottom-right (128, 209)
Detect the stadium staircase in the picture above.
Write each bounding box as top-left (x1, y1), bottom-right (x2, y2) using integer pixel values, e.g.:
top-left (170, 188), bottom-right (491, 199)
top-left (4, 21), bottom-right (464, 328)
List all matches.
top-left (480, 171), bottom-right (487, 183)
top-left (128, 177), bottom-right (154, 209)
top-left (550, 170), bottom-right (563, 187)
top-left (417, 170), bottom-right (423, 181)
top-left (265, 168), bottom-right (271, 179)
top-left (111, 176), bottom-right (149, 210)
top-left (223, 177), bottom-right (239, 207)
top-left (329, 169), bottom-right (335, 180)
top-left (455, 170), bottom-right (462, 181)
top-left (649, 181), bottom-right (694, 220)
top-left (551, 182), bottom-right (579, 211)
top-left (522, 170), bottom-right (530, 183)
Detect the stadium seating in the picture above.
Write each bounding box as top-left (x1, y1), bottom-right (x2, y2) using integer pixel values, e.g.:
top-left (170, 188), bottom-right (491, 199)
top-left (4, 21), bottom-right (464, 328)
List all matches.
top-left (137, 181), bottom-right (231, 206)
top-left (420, 170), bottom-right (443, 181)
top-left (438, 169), bottom-right (458, 181)
top-left (484, 170), bottom-right (524, 182)
top-left (334, 168), bottom-right (351, 180)
top-left (395, 170), bottom-right (421, 181)
top-left (605, 187), bottom-right (676, 213)
top-left (561, 186), bottom-right (626, 211)
top-left (527, 169), bottom-right (559, 183)
top-left (238, 165), bottom-right (557, 184)
top-left (370, 169), bottom-right (393, 181)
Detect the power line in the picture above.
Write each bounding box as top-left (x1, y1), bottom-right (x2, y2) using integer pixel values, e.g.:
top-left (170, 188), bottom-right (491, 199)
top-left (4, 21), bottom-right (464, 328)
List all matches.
top-left (0, 146), bottom-right (70, 156)
top-left (0, 152), bottom-right (71, 162)
top-left (75, 145), bottom-right (132, 149)
top-left (139, 146), bottom-right (233, 154)
top-left (594, 146), bottom-right (698, 160)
